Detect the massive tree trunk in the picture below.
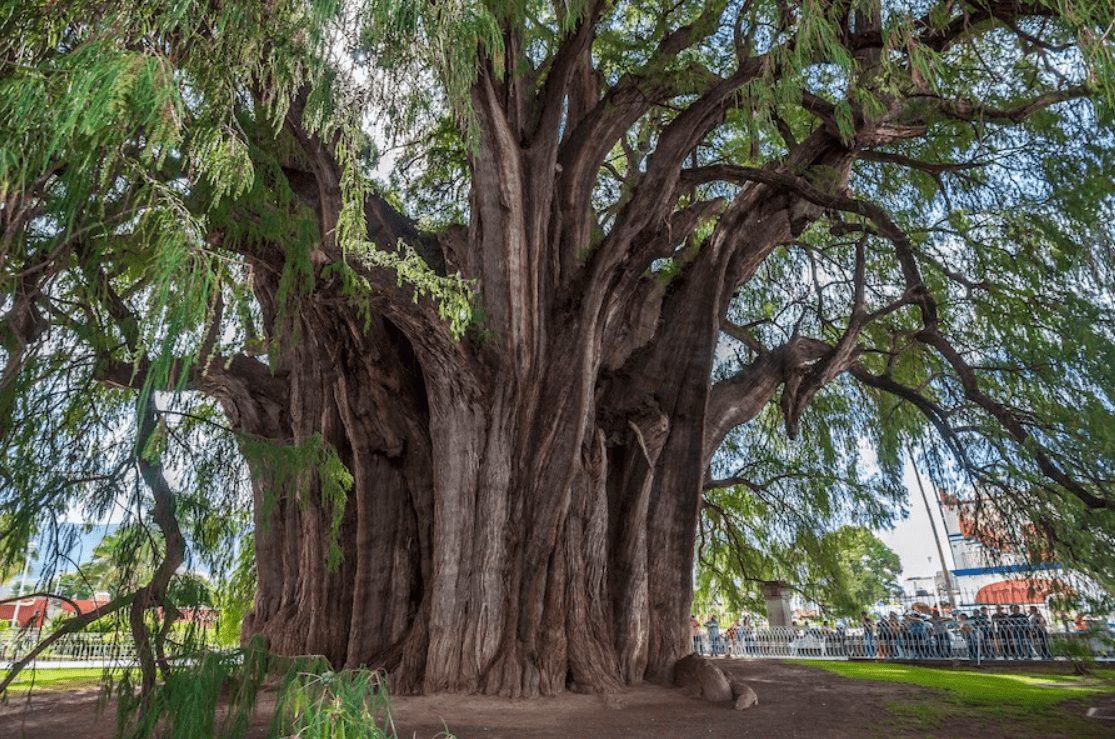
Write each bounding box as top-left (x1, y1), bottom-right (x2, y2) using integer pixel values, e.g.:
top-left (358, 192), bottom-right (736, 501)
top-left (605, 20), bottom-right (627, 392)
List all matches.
top-left (225, 20), bottom-right (862, 698)
top-left (236, 273), bottom-right (699, 696)
top-left (169, 0), bottom-right (1109, 701)
top-left (230, 170), bottom-right (838, 697)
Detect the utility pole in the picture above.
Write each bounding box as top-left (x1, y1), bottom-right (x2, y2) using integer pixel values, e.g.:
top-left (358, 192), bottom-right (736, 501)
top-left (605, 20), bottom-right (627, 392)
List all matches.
top-left (908, 448), bottom-right (956, 610)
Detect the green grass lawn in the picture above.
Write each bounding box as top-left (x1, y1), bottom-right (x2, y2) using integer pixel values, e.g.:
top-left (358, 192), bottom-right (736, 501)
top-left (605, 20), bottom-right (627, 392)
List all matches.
top-left (791, 660), bottom-right (1115, 738)
top-left (1, 667), bottom-right (120, 697)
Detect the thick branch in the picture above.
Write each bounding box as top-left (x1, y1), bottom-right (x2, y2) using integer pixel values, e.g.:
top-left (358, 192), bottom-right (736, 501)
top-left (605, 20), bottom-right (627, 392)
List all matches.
top-left (596, 60), bottom-right (768, 273)
top-left (531, 0), bottom-right (608, 148)
top-left (682, 163), bottom-right (938, 328)
top-left (917, 329), bottom-right (1114, 510)
top-left (97, 352), bottom-right (283, 398)
top-left (704, 336), bottom-right (831, 463)
top-left (556, 7), bottom-right (738, 276)
top-left (848, 363), bottom-right (966, 459)
top-left (932, 86), bottom-right (1090, 124)
top-left (780, 235), bottom-right (874, 438)
top-left (914, 2), bottom-right (1056, 54)
top-left (720, 318), bottom-right (763, 353)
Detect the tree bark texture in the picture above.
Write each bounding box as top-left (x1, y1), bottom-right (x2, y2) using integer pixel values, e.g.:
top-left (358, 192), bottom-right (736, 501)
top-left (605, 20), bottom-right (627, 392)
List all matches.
top-left (224, 29), bottom-right (867, 697)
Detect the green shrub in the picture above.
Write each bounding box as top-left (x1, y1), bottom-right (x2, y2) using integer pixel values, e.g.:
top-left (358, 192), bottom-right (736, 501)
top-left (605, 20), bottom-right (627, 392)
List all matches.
top-left (274, 664), bottom-right (398, 739)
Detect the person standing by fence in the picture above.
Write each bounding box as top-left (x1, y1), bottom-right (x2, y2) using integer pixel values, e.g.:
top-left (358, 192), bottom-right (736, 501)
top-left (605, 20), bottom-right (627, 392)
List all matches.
top-left (1028, 606), bottom-right (1050, 659)
top-left (704, 615), bottom-right (721, 657)
top-left (725, 619), bottom-right (740, 656)
top-left (991, 605), bottom-right (1009, 657)
top-left (907, 613), bottom-right (929, 658)
top-left (973, 607), bottom-right (992, 660)
top-left (742, 616), bottom-right (758, 656)
top-left (957, 612), bottom-right (974, 657)
top-left (1007, 605), bottom-right (1030, 658)
top-left (883, 613), bottom-right (901, 659)
top-left (931, 608), bottom-right (952, 658)
top-left (861, 611), bottom-right (875, 659)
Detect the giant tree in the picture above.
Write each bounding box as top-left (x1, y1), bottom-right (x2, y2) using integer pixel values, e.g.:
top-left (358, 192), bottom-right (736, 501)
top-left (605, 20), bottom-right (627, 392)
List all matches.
top-left (3, 0), bottom-right (1115, 698)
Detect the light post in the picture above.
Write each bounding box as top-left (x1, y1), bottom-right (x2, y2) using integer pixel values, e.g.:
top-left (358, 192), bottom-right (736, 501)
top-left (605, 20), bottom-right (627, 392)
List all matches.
top-left (10, 541), bottom-right (37, 628)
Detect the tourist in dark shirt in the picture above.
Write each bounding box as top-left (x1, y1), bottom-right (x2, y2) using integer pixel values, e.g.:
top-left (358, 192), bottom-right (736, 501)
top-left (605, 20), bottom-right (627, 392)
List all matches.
top-left (991, 605), bottom-right (1008, 657)
top-left (971, 607), bottom-right (992, 659)
top-left (1029, 606), bottom-right (1051, 659)
top-left (1007, 605), bottom-right (1031, 659)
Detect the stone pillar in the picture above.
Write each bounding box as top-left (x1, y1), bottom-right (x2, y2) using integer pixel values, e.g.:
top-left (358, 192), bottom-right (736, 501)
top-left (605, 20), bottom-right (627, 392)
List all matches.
top-left (763, 580), bottom-right (793, 627)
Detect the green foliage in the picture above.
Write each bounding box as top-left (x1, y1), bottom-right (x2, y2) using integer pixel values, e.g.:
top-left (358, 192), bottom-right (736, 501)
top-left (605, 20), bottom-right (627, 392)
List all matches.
top-left (802, 526), bottom-right (903, 617)
top-left (110, 642), bottom-right (273, 739)
top-left (696, 481), bottom-right (903, 617)
top-left (698, 369), bottom-right (908, 616)
top-left (274, 664), bottom-right (400, 739)
top-left (0, 521), bottom-right (36, 584)
top-left (241, 433), bottom-right (353, 571)
top-left (0, 0), bottom-right (338, 599)
top-left (214, 533), bottom-right (257, 648)
top-left (67, 528), bottom-right (160, 597)
top-left (700, 0), bottom-right (1115, 589)
top-left (107, 641), bottom-right (420, 739)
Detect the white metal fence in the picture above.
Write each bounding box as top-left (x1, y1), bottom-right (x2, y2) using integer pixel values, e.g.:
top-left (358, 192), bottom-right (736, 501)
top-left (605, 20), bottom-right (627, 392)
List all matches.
top-left (0, 632), bottom-right (138, 664)
top-left (694, 624), bottom-right (1115, 663)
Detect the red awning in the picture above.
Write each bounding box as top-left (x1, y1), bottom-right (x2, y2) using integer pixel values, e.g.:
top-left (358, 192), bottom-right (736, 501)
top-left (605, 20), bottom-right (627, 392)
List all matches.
top-left (974, 579), bottom-right (1065, 605)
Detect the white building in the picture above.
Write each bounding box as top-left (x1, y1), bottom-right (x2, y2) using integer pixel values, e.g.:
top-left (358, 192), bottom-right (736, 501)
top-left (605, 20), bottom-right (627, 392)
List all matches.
top-left (935, 487), bottom-right (1068, 614)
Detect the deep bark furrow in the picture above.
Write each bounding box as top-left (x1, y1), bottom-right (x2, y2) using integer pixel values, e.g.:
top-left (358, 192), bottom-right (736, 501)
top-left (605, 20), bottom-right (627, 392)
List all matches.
top-left (612, 409), bottom-right (668, 683)
top-left (424, 390), bottom-right (486, 692)
top-left (563, 430), bottom-right (624, 692)
top-left (473, 71), bottom-right (536, 367)
top-left (462, 394), bottom-right (513, 688)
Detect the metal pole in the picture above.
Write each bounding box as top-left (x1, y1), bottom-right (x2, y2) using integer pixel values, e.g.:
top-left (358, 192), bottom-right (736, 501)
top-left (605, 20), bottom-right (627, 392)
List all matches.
top-left (908, 447), bottom-right (956, 610)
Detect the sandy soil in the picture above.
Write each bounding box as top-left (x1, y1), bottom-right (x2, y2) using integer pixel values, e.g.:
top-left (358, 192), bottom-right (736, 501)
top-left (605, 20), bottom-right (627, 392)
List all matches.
top-left (1, 659), bottom-right (1110, 739)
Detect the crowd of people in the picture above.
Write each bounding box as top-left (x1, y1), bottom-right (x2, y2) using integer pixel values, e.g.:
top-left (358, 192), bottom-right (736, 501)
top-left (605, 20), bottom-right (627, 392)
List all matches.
top-left (691, 603), bottom-right (1067, 661)
top-left (860, 604), bottom-right (1052, 660)
top-left (690, 615), bottom-right (761, 657)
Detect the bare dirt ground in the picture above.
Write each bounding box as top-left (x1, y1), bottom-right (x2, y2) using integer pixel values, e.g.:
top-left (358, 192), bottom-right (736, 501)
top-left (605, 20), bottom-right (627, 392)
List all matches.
top-left (2, 659), bottom-right (1112, 739)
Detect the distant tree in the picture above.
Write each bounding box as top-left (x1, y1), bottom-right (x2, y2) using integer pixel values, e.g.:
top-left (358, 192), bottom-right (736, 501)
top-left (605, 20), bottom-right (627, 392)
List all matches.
top-left (0, 515), bottom-right (34, 585)
top-left (51, 529), bottom-right (160, 601)
top-left (53, 571), bottom-right (93, 601)
top-left (3, 0), bottom-right (1115, 699)
top-left (806, 526), bottom-right (902, 618)
top-left (696, 502), bottom-right (900, 619)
